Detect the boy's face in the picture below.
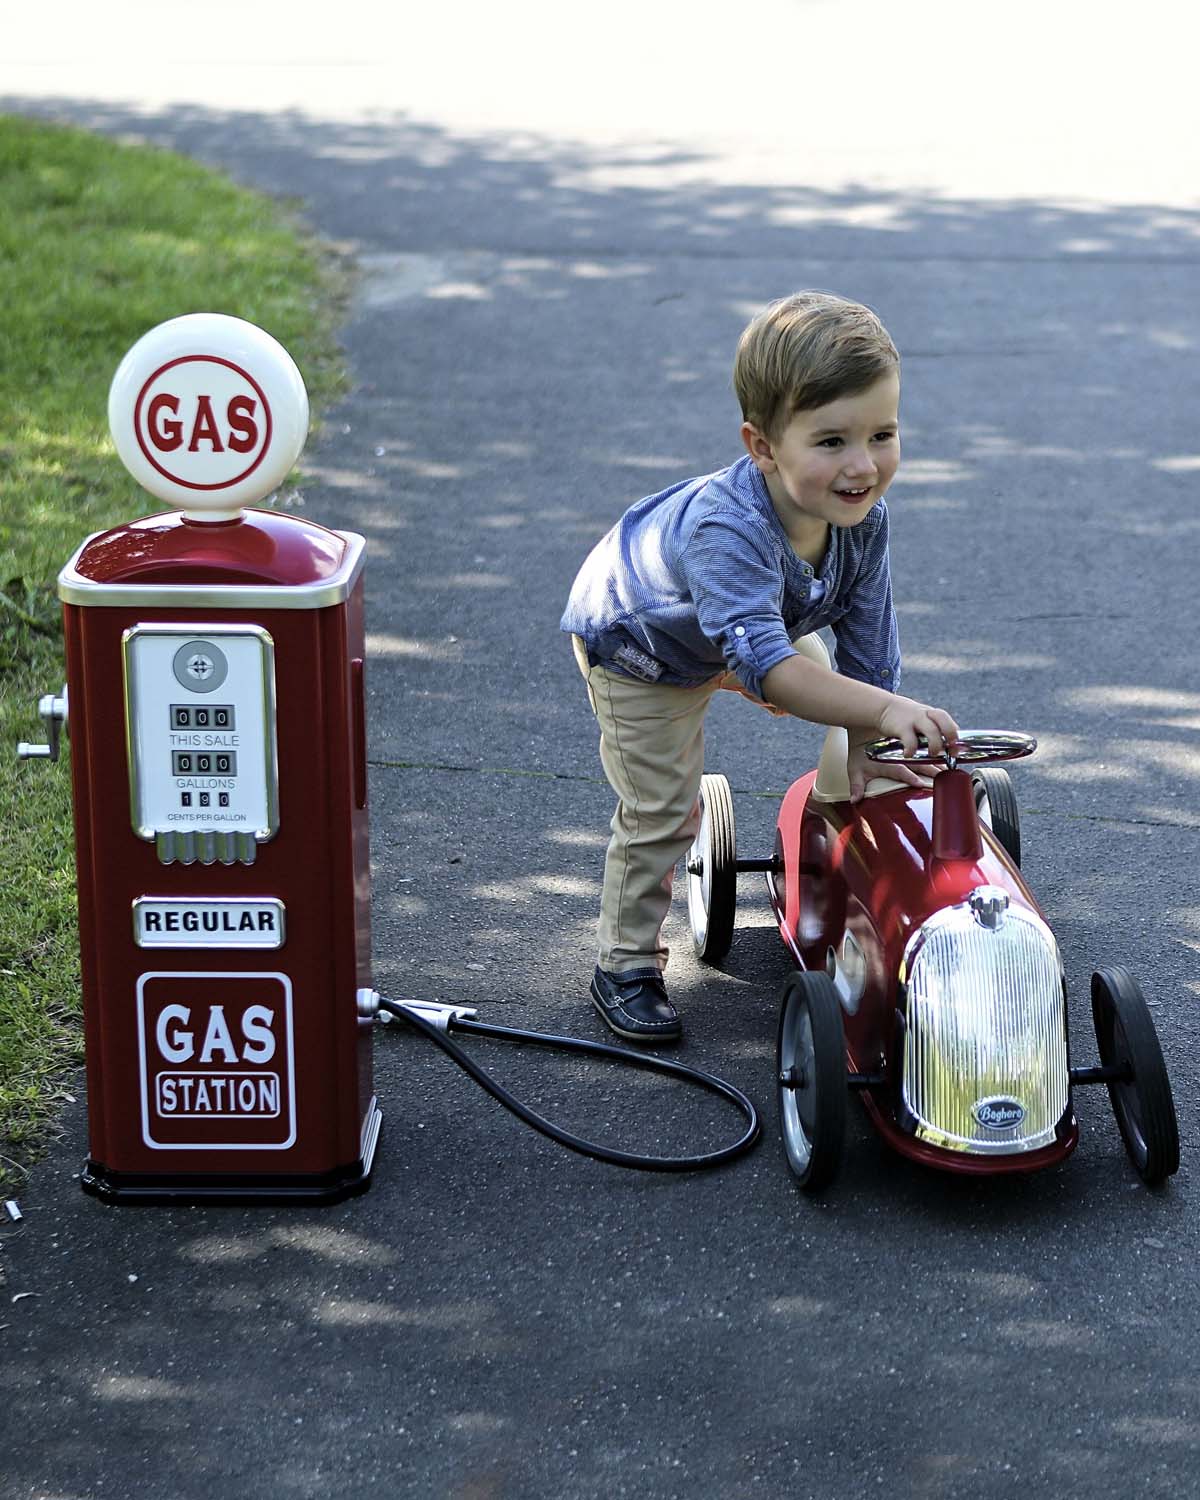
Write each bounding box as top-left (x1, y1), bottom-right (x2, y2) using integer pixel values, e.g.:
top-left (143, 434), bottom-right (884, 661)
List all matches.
top-left (741, 371), bottom-right (901, 541)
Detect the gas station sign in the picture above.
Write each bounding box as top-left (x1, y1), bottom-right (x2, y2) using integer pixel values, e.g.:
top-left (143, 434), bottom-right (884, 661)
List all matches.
top-left (136, 971), bottom-right (296, 1150)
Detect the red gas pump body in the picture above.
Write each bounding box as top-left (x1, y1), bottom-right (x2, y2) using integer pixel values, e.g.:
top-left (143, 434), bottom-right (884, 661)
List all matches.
top-left (16, 314), bottom-right (385, 1202)
top-left (60, 506), bottom-right (379, 1203)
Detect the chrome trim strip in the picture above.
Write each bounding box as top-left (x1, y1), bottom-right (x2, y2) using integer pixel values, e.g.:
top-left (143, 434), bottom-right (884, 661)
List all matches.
top-left (151, 829), bottom-right (259, 865)
top-left (59, 529), bottom-right (365, 609)
top-left (359, 1097), bottom-right (383, 1174)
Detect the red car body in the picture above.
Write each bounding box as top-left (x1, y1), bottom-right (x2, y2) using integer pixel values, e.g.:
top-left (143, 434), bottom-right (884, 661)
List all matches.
top-left (765, 766), bottom-right (1078, 1174)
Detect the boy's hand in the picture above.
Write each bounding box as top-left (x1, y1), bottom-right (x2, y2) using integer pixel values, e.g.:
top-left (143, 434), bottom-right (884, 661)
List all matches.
top-left (847, 698), bottom-right (961, 802)
top-left (877, 696), bottom-right (959, 758)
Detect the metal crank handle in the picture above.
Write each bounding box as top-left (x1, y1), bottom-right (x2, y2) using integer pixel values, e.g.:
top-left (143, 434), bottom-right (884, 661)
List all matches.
top-left (16, 686), bottom-right (68, 762)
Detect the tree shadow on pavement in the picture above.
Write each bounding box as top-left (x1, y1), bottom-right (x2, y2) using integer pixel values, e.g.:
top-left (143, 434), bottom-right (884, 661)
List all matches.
top-left (3, 94), bottom-right (1199, 1500)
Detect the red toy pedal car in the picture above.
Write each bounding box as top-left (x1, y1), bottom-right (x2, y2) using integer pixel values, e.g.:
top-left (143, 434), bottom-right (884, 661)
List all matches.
top-left (687, 727), bottom-right (1180, 1192)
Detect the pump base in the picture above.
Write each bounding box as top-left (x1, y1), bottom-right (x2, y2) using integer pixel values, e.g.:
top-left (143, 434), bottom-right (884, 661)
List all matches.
top-left (80, 1102), bottom-right (383, 1206)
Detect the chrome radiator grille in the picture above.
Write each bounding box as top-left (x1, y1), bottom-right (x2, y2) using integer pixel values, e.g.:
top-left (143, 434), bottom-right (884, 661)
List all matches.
top-left (900, 895), bottom-right (1069, 1154)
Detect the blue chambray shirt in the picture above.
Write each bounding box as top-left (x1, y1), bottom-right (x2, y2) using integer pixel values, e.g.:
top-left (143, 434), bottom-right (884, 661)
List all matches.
top-left (561, 454), bottom-right (901, 701)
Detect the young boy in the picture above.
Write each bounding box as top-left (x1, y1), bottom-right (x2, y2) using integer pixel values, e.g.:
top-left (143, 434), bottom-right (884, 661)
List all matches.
top-left (561, 291), bottom-right (959, 1045)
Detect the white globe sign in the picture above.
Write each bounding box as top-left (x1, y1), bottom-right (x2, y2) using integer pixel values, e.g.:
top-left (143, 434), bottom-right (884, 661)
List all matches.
top-left (108, 313), bottom-right (310, 519)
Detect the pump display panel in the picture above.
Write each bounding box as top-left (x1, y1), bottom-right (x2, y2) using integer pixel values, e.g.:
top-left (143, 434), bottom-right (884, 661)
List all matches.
top-left (122, 623), bottom-right (278, 844)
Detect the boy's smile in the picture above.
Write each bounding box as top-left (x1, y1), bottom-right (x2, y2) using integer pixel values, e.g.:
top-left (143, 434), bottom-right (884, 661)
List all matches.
top-left (741, 372), bottom-right (901, 561)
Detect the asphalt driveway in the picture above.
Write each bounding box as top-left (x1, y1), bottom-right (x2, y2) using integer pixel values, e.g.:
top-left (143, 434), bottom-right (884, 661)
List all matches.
top-left (3, 7), bottom-right (1200, 1496)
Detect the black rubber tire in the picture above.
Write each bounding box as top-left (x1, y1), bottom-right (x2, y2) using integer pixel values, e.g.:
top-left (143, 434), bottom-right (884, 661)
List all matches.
top-left (1091, 966), bottom-right (1180, 1186)
top-left (776, 970), bottom-right (847, 1191)
top-left (687, 773), bottom-right (737, 963)
top-left (972, 766), bottom-right (1021, 867)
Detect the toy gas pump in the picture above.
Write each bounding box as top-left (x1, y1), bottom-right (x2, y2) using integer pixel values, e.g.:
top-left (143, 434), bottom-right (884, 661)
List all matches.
top-left (19, 314), bottom-right (380, 1203)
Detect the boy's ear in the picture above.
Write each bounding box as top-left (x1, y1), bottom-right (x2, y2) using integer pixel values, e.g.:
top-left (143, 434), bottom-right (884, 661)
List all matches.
top-left (740, 421), bottom-right (776, 472)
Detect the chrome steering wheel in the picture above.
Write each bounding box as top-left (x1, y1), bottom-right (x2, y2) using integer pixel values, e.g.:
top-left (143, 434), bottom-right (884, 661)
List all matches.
top-left (865, 729), bottom-right (1037, 771)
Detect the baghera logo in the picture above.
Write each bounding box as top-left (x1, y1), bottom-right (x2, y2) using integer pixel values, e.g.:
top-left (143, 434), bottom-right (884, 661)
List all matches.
top-left (973, 1096), bottom-right (1026, 1130)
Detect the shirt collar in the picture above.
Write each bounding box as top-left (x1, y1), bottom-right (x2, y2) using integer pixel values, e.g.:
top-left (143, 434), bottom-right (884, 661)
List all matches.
top-left (744, 457), bottom-right (838, 582)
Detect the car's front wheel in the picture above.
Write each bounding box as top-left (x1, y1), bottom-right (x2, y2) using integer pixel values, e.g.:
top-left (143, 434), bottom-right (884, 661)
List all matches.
top-left (776, 970), bottom-right (846, 1191)
top-left (1091, 966), bottom-right (1179, 1186)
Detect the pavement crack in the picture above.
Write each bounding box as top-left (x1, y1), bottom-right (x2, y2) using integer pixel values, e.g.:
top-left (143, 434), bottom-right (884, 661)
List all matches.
top-left (370, 756), bottom-right (609, 786)
top-left (1020, 806), bottom-right (1198, 833)
top-left (370, 761), bottom-right (1198, 834)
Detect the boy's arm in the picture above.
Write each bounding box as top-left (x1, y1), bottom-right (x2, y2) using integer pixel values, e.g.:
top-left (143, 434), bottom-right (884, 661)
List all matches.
top-left (682, 510), bottom-right (956, 756)
top-left (761, 653), bottom-right (958, 760)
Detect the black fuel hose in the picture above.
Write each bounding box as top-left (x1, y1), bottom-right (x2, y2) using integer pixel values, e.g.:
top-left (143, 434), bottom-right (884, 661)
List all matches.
top-left (376, 996), bottom-right (761, 1172)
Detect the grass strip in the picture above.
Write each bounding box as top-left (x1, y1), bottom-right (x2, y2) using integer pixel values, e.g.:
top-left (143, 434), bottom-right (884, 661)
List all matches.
top-left (0, 114), bottom-right (348, 1190)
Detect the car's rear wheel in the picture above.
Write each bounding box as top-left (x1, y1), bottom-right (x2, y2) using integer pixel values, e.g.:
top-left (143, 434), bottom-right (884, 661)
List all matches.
top-left (972, 766), bottom-right (1021, 867)
top-left (686, 773), bottom-right (736, 962)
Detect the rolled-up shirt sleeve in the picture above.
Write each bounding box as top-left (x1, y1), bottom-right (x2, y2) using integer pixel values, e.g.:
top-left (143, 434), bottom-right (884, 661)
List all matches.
top-left (680, 518), bottom-right (797, 700)
top-left (831, 501), bottom-right (901, 691)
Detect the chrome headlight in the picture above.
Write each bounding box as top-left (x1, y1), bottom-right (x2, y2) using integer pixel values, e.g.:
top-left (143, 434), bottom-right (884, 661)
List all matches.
top-left (900, 887), bottom-right (1069, 1154)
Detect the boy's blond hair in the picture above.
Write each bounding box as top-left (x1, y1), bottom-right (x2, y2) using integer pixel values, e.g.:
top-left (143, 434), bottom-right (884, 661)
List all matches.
top-left (733, 291), bottom-right (899, 440)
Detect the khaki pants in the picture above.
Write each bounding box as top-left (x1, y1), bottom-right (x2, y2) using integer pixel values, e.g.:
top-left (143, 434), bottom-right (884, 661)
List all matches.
top-left (572, 634), bottom-right (894, 972)
top-left (573, 636), bottom-right (787, 974)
